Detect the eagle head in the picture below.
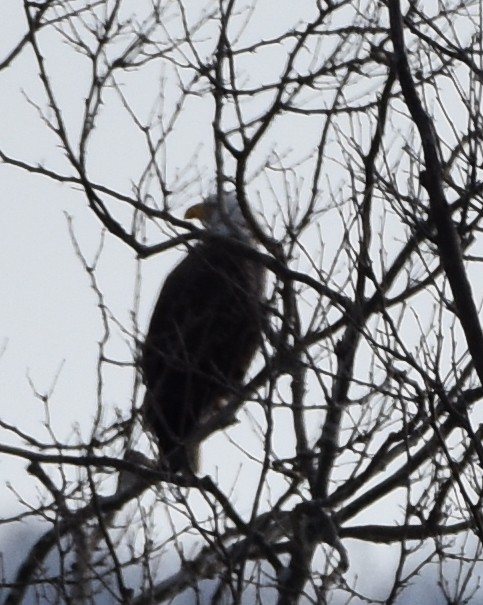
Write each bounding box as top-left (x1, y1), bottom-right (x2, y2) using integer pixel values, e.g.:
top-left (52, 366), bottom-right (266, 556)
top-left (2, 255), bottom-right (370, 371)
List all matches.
top-left (185, 191), bottom-right (251, 239)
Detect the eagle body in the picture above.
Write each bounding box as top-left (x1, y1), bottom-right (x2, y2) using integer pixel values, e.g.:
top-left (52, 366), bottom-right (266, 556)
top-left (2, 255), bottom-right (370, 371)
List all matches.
top-left (141, 199), bottom-right (264, 472)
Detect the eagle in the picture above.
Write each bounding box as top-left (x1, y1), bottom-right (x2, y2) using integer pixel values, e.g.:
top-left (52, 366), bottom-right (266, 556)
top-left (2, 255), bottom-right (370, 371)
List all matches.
top-left (141, 191), bottom-right (265, 473)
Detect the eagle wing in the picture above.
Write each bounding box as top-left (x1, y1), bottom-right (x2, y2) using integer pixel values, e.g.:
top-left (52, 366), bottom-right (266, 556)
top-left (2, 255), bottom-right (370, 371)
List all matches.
top-left (141, 239), bottom-right (263, 468)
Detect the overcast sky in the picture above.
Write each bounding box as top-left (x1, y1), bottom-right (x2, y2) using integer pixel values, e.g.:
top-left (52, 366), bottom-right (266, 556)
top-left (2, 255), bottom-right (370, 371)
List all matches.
top-left (1, 2), bottom-right (482, 603)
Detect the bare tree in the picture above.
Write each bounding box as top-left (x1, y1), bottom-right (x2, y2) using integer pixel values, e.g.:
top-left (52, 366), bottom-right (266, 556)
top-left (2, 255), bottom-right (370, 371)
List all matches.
top-left (2, 0), bottom-right (483, 603)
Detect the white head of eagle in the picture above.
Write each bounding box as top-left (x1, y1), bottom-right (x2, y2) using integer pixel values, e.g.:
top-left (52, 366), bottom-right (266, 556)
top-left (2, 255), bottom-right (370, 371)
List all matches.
top-left (184, 191), bottom-right (253, 239)
top-left (141, 191), bottom-right (265, 473)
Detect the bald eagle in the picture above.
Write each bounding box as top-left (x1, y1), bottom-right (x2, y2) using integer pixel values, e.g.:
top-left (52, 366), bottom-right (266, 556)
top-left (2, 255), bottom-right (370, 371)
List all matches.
top-left (141, 192), bottom-right (265, 472)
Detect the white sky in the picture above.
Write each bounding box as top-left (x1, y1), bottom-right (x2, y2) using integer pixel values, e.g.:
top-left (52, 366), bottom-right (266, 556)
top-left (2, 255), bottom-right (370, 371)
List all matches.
top-left (1, 1), bottom-right (482, 603)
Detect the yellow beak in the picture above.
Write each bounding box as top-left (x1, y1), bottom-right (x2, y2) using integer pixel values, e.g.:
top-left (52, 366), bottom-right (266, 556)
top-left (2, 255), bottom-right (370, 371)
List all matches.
top-left (184, 202), bottom-right (206, 220)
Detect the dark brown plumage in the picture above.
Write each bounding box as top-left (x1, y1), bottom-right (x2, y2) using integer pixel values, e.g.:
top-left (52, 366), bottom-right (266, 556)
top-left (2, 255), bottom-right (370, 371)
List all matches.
top-left (141, 193), bottom-right (265, 472)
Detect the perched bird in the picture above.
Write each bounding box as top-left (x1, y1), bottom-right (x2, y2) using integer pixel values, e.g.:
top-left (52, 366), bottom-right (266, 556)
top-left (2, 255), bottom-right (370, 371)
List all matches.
top-left (141, 191), bottom-right (265, 472)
